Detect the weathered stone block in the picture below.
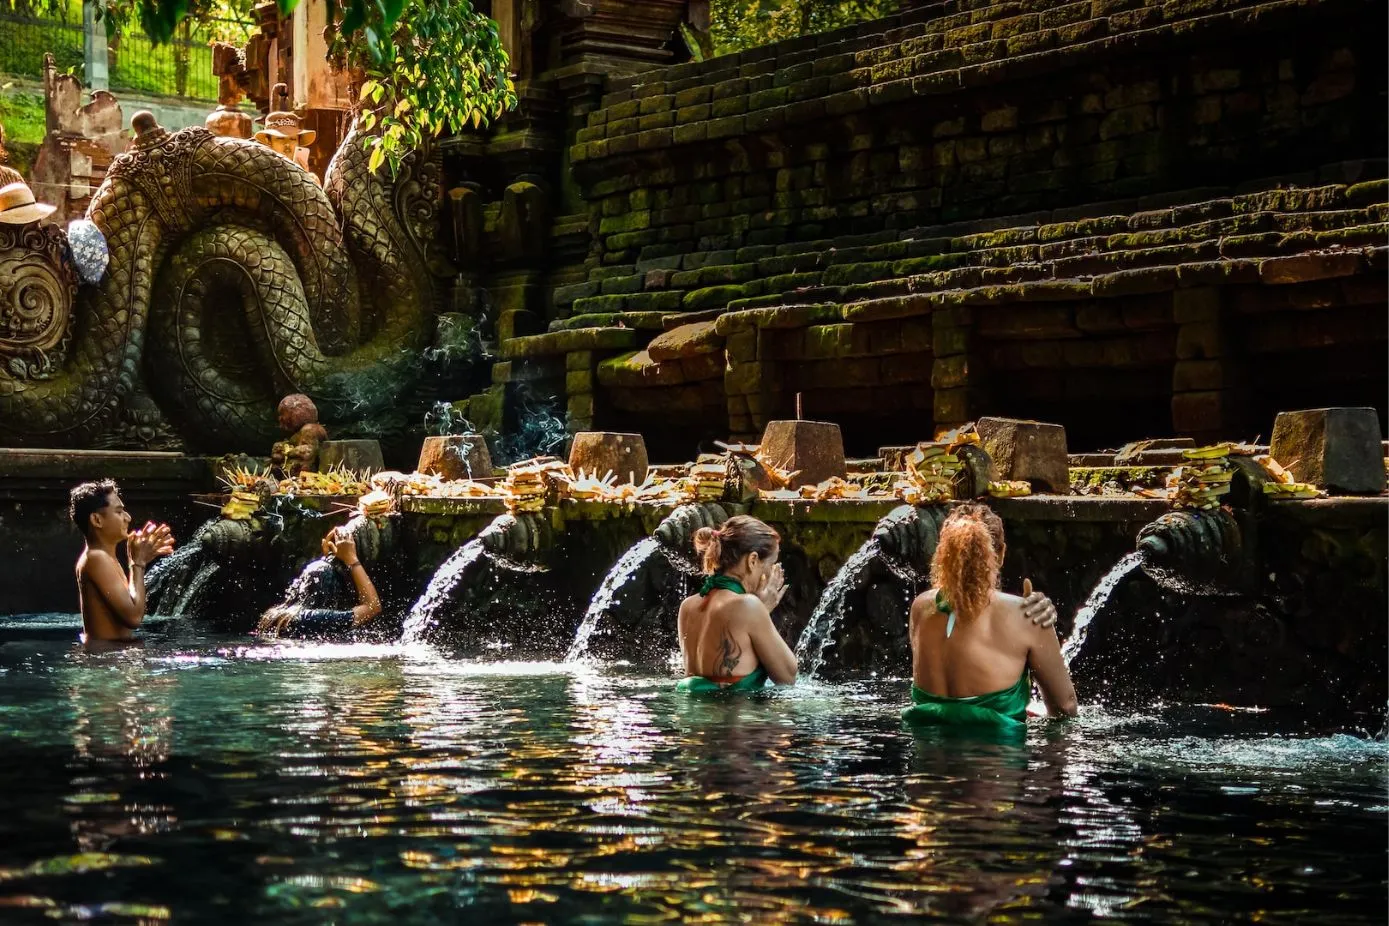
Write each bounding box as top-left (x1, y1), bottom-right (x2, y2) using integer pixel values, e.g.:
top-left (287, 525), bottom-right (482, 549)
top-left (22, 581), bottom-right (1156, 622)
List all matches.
top-left (977, 417), bottom-right (1069, 493)
top-left (1175, 321), bottom-right (1226, 360)
top-left (1270, 408), bottom-right (1386, 494)
top-left (567, 393), bottom-right (595, 420)
top-left (647, 321), bottom-right (723, 362)
top-left (569, 432), bottom-right (649, 483)
top-left (931, 355), bottom-right (971, 390)
top-left (1259, 252), bottom-right (1362, 284)
top-left (1172, 359), bottom-right (1236, 392)
top-left (319, 440), bottom-right (385, 474)
top-left (758, 420), bottom-right (847, 488)
top-left (418, 434), bottom-right (493, 481)
top-left (565, 370), bottom-right (593, 394)
top-left (1171, 390), bottom-right (1234, 435)
top-left (683, 285), bottom-right (746, 310)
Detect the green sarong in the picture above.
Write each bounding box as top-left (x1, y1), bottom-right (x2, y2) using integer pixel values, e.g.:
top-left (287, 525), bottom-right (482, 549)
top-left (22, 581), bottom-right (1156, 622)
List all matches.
top-left (901, 672), bottom-right (1030, 730)
top-left (676, 668), bottom-right (770, 694)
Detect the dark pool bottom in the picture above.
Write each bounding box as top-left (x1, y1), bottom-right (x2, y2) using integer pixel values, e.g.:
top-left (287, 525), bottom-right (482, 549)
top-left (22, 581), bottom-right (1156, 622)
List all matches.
top-left (0, 617), bottom-right (1384, 924)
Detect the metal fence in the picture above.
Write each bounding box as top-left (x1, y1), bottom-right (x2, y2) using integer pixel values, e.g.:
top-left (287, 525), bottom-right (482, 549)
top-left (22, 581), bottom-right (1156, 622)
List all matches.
top-left (0, 11), bottom-right (253, 101)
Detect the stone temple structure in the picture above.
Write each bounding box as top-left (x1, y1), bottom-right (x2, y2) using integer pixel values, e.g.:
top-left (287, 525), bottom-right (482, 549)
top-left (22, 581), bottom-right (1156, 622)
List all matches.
top-left (0, 0), bottom-right (1383, 461)
top-left (462, 0), bottom-right (1387, 460)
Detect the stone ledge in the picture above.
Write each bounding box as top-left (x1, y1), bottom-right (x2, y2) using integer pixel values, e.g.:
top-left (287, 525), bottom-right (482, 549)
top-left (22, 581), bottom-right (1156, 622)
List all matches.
top-left (575, 0), bottom-right (1361, 165)
top-left (500, 327), bottom-right (641, 360)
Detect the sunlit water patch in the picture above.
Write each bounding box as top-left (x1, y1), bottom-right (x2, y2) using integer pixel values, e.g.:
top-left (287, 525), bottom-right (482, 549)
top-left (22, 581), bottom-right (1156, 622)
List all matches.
top-left (0, 618), bottom-right (1383, 924)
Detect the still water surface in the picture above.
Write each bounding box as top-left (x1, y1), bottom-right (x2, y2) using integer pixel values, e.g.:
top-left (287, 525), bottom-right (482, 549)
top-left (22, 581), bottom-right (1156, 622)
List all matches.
top-left (0, 615), bottom-right (1384, 923)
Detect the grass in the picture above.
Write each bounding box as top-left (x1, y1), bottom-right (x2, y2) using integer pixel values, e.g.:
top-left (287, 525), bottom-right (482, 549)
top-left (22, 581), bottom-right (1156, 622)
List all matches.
top-left (0, 0), bottom-right (242, 101)
top-left (0, 90), bottom-right (46, 146)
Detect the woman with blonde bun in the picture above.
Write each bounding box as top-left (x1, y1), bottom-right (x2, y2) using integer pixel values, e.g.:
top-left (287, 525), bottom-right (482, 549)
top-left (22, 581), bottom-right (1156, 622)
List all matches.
top-left (904, 503), bottom-right (1077, 729)
top-left (676, 515), bottom-right (797, 691)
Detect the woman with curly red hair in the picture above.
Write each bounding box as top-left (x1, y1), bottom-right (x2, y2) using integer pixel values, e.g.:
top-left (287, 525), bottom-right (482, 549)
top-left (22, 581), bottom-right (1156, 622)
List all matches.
top-left (904, 503), bottom-right (1077, 729)
top-left (676, 515), bottom-right (798, 691)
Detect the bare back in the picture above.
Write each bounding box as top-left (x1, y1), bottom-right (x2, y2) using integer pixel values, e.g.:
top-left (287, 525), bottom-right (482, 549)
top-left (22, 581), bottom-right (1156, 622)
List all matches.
top-left (678, 590), bottom-right (797, 684)
top-left (909, 588), bottom-right (1077, 715)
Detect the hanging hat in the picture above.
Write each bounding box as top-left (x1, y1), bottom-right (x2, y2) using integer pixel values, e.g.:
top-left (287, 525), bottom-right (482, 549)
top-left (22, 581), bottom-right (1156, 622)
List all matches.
top-left (255, 85), bottom-right (316, 147)
top-left (0, 181), bottom-right (56, 225)
top-left (255, 110), bottom-right (316, 145)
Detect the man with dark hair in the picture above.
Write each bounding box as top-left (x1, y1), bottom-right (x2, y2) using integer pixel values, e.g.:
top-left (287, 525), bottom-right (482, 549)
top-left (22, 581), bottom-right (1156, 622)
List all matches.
top-left (70, 480), bottom-right (175, 644)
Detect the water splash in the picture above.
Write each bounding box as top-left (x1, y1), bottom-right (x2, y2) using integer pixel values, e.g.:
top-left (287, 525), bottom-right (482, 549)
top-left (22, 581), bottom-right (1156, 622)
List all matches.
top-left (146, 543), bottom-right (209, 616)
top-left (1062, 551), bottom-right (1144, 667)
top-left (794, 538), bottom-right (883, 679)
top-left (565, 537), bottom-right (664, 663)
top-left (401, 540), bottom-right (488, 644)
top-left (170, 560), bottom-right (221, 617)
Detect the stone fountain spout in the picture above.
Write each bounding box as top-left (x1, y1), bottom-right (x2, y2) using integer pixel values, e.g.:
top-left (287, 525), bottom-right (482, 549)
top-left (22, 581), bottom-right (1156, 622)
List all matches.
top-left (401, 512), bottom-right (550, 648)
top-left (796, 505), bottom-right (948, 679)
top-left (1136, 508), bottom-right (1246, 594)
top-left (653, 502), bottom-right (732, 571)
top-left (564, 503), bottom-right (734, 663)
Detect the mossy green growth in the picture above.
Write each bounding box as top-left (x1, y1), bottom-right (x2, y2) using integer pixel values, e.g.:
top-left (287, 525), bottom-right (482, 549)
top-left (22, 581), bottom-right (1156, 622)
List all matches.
top-left (1068, 466), bottom-right (1170, 493)
top-left (683, 285), bottom-right (747, 310)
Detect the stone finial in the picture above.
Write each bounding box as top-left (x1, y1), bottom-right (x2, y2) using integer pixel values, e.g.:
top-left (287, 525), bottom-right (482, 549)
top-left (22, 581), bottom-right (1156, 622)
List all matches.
top-left (1270, 408), bottom-right (1386, 495)
top-left (569, 431), bottom-right (649, 483)
top-left (757, 420), bottom-right (847, 489)
top-left (419, 434), bottom-right (493, 480)
top-left (977, 417), bottom-right (1069, 493)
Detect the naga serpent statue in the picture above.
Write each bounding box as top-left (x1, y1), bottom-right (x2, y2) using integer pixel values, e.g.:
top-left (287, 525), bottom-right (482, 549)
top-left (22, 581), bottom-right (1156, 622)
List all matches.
top-left (0, 113), bottom-right (441, 451)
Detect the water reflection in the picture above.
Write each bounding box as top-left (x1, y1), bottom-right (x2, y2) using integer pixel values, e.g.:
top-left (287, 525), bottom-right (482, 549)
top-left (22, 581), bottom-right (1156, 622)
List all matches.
top-left (0, 630), bottom-right (1380, 923)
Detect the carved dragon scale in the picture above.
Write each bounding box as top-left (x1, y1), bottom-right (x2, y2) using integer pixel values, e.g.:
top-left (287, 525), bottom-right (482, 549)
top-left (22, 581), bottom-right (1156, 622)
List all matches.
top-left (0, 121), bottom-right (441, 451)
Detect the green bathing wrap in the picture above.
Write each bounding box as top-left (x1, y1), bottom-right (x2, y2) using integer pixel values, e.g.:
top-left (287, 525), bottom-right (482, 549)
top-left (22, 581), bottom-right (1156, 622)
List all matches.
top-left (901, 672), bottom-right (1030, 730)
top-left (675, 668), bottom-right (770, 694)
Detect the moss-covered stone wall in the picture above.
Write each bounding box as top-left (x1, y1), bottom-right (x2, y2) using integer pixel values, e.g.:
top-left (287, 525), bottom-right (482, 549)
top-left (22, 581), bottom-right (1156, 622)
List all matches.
top-left (468, 0), bottom-right (1387, 456)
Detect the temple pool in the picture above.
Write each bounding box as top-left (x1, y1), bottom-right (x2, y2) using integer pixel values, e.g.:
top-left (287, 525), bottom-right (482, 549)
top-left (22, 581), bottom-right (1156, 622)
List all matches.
top-left (0, 615), bottom-right (1384, 923)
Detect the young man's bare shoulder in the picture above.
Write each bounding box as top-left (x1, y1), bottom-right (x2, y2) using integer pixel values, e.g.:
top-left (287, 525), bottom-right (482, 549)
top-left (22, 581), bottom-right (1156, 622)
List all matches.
top-left (77, 547), bottom-right (116, 572)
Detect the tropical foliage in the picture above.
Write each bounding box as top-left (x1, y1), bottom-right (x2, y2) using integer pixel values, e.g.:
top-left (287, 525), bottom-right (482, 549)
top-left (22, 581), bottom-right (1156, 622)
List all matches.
top-left (710, 0), bottom-right (896, 56)
top-left (331, 0), bottom-right (515, 176)
top-left (39, 0), bottom-right (515, 175)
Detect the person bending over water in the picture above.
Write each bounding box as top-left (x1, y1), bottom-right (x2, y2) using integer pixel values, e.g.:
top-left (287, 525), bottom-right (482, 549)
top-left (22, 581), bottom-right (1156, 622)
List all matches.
top-left (677, 515), bottom-right (798, 691)
top-left (904, 503), bottom-right (1077, 729)
top-left (256, 526), bottom-right (382, 639)
top-left (71, 480), bottom-right (176, 646)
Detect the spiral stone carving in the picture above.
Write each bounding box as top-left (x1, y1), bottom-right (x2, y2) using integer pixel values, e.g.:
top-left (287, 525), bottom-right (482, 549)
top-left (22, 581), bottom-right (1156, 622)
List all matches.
top-left (0, 121), bottom-right (439, 450)
top-left (0, 223), bottom-right (76, 380)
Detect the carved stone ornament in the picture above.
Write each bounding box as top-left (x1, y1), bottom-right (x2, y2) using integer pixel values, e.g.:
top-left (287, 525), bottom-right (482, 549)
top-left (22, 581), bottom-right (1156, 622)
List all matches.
top-left (0, 222), bottom-right (77, 380)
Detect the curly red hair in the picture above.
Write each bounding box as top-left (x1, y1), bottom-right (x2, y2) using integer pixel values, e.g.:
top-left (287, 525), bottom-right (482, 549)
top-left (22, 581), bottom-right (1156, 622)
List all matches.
top-left (929, 503), bottom-right (1005, 623)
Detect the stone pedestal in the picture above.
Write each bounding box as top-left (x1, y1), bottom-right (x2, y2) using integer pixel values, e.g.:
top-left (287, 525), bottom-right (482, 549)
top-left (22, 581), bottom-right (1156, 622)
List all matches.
top-left (1270, 408), bottom-right (1385, 494)
top-left (418, 434), bottom-right (493, 481)
top-left (977, 417), bottom-right (1069, 493)
top-left (318, 439), bottom-right (385, 474)
top-left (569, 431), bottom-right (649, 482)
top-left (757, 420), bottom-right (846, 489)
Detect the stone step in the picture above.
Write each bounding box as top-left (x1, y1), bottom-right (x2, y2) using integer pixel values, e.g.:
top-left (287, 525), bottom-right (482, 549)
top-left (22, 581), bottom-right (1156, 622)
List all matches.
top-left (575, 0), bottom-right (1362, 166)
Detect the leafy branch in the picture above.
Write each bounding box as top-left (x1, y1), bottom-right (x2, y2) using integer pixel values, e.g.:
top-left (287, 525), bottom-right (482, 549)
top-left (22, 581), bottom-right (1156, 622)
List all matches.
top-left (93, 0), bottom-right (516, 175)
top-left (331, 0), bottom-right (516, 176)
